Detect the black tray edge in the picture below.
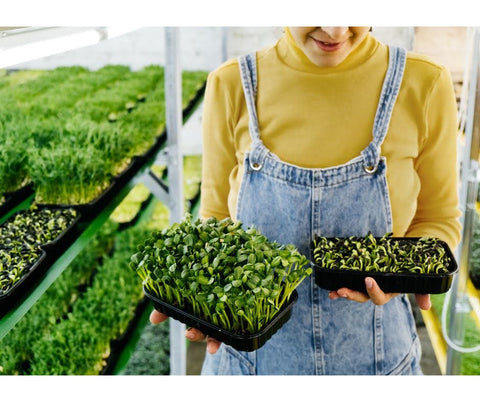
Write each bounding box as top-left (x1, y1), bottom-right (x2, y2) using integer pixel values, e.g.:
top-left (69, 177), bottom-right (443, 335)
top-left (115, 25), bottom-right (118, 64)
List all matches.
top-left (0, 250), bottom-right (48, 318)
top-left (312, 236), bottom-right (458, 294)
top-left (144, 286), bottom-right (297, 351)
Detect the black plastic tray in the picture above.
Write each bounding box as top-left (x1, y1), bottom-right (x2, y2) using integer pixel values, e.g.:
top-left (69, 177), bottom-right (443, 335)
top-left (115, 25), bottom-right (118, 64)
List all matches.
top-left (0, 249), bottom-right (47, 318)
top-left (0, 184), bottom-right (34, 220)
top-left (117, 193), bottom-right (154, 231)
top-left (112, 157), bottom-right (139, 188)
top-left (312, 237), bottom-right (458, 294)
top-left (39, 208), bottom-right (82, 258)
top-left (144, 286), bottom-right (298, 351)
top-left (182, 82), bottom-right (207, 120)
top-left (3, 206), bottom-right (82, 251)
top-left (37, 180), bottom-right (116, 221)
top-left (134, 131), bottom-right (167, 164)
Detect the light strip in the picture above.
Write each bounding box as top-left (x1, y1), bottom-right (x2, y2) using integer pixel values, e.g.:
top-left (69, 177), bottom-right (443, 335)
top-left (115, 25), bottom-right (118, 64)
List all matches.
top-left (0, 27), bottom-right (141, 69)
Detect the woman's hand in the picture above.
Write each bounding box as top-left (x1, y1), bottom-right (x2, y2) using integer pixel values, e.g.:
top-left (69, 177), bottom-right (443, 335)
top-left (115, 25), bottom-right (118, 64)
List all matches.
top-left (149, 309), bottom-right (222, 354)
top-left (328, 277), bottom-right (431, 310)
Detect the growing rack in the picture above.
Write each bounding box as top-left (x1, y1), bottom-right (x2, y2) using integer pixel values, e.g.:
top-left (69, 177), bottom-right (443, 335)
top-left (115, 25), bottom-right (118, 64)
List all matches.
top-left (0, 27), bottom-right (203, 375)
top-left (421, 27), bottom-right (480, 375)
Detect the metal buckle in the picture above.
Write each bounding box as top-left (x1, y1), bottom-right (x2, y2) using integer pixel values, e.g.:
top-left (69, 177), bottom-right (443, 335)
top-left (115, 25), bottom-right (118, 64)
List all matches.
top-left (250, 161), bottom-right (262, 171)
top-left (363, 164), bottom-right (378, 174)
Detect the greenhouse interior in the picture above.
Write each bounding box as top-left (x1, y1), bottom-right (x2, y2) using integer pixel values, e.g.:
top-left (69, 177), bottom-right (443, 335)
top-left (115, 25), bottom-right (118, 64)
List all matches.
top-left (0, 25), bottom-right (479, 378)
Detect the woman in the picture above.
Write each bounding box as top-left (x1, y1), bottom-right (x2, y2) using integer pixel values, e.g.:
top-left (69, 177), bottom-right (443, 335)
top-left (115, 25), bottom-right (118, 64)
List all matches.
top-left (151, 27), bottom-right (461, 375)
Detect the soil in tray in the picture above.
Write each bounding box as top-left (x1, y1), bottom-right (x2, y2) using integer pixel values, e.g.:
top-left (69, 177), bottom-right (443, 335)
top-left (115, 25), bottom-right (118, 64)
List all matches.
top-left (312, 234), bottom-right (457, 294)
top-left (144, 287), bottom-right (298, 352)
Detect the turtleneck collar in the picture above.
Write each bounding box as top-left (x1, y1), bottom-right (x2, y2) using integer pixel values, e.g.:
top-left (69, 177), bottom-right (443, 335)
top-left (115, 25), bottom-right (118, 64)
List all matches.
top-left (277, 27), bottom-right (380, 74)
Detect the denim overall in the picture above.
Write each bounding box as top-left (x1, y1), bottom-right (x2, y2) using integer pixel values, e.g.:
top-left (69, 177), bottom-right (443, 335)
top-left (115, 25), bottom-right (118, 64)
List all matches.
top-left (201, 46), bottom-right (422, 375)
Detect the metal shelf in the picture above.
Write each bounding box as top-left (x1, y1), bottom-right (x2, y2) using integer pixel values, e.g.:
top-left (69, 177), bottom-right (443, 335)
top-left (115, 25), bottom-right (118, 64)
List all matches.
top-left (0, 26), bottom-right (191, 374)
top-left (0, 147), bottom-right (162, 340)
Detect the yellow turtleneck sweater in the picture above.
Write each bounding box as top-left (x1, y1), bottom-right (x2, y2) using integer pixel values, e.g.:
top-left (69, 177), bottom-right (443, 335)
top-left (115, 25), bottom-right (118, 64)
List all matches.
top-left (199, 30), bottom-right (462, 251)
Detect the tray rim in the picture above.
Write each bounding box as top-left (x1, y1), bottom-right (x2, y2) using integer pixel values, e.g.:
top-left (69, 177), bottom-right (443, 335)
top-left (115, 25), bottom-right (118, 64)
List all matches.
top-left (311, 235), bottom-right (458, 294)
top-left (0, 248), bottom-right (47, 303)
top-left (144, 285), bottom-right (298, 351)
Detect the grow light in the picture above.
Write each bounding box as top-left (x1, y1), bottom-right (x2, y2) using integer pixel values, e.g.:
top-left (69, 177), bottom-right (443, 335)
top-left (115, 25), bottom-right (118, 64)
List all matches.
top-left (0, 26), bottom-right (140, 68)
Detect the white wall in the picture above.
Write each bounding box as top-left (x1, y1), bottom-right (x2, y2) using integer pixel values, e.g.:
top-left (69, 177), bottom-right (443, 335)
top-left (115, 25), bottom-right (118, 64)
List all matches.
top-left (12, 27), bottom-right (415, 72)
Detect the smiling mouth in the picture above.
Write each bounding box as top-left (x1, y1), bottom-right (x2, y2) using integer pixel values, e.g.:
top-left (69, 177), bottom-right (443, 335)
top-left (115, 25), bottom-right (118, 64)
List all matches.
top-left (311, 37), bottom-right (345, 52)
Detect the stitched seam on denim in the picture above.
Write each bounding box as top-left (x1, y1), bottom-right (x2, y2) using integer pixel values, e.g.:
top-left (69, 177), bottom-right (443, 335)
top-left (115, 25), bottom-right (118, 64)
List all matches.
top-left (250, 143), bottom-right (269, 167)
top-left (311, 171), bottom-right (324, 374)
top-left (374, 48), bottom-right (406, 146)
top-left (263, 153), bottom-right (366, 175)
top-left (385, 335), bottom-right (420, 375)
top-left (311, 277), bottom-right (324, 374)
top-left (235, 153), bottom-right (252, 220)
top-left (255, 173), bottom-right (313, 191)
top-left (313, 171), bottom-right (387, 190)
top-left (246, 52), bottom-right (258, 99)
top-left (224, 345), bottom-right (256, 374)
top-left (238, 55), bottom-right (260, 143)
top-left (259, 157), bottom-right (377, 186)
top-left (379, 157), bottom-right (393, 232)
top-left (374, 305), bottom-right (384, 374)
top-left (217, 344), bottom-right (228, 374)
top-left (373, 47), bottom-right (399, 142)
top-left (363, 46), bottom-right (406, 169)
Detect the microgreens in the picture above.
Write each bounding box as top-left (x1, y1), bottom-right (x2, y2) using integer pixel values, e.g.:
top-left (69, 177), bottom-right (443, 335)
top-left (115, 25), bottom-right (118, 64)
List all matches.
top-left (313, 233), bottom-right (451, 274)
top-left (130, 214), bottom-right (312, 334)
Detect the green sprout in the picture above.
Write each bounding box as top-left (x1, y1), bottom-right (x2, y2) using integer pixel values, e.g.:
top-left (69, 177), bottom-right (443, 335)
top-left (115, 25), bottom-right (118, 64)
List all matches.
top-left (313, 233), bottom-right (451, 275)
top-left (130, 214), bottom-right (312, 334)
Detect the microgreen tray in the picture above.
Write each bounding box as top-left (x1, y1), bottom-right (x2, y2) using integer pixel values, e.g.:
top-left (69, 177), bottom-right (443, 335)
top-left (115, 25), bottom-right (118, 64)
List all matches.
top-left (3, 206), bottom-right (82, 251)
top-left (134, 131), bottom-right (166, 164)
top-left (37, 180), bottom-right (116, 221)
top-left (182, 81), bottom-right (207, 120)
top-left (0, 184), bottom-right (34, 220)
top-left (144, 286), bottom-right (298, 352)
top-left (0, 249), bottom-right (47, 317)
top-left (312, 236), bottom-right (458, 294)
top-left (38, 208), bottom-right (82, 260)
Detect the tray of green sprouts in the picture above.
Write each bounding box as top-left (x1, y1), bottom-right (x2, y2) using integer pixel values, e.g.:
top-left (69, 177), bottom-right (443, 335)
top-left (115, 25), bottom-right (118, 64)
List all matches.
top-left (312, 233), bottom-right (457, 294)
top-left (130, 214), bottom-right (312, 351)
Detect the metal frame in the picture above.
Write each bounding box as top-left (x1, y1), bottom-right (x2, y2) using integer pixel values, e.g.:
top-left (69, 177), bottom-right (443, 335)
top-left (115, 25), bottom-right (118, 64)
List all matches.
top-left (1, 25), bottom-right (229, 376)
top-left (0, 26), bottom-right (191, 375)
top-left (446, 27), bottom-right (480, 374)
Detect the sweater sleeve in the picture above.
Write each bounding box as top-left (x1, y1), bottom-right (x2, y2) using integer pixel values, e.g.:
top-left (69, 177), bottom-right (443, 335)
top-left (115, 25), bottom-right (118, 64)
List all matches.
top-left (199, 69), bottom-right (237, 220)
top-left (404, 66), bottom-right (462, 252)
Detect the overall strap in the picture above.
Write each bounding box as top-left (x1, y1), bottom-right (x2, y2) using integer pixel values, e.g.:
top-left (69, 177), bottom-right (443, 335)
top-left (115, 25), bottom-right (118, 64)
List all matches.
top-left (361, 46), bottom-right (407, 172)
top-left (238, 52), bottom-right (269, 170)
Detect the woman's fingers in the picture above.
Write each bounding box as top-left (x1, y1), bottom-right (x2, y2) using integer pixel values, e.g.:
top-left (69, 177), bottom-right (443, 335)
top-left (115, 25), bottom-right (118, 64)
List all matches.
top-left (329, 288), bottom-right (370, 303)
top-left (329, 277), bottom-right (399, 305)
top-left (185, 327), bottom-right (206, 341)
top-left (185, 327), bottom-right (221, 354)
top-left (150, 309), bottom-right (168, 324)
top-left (206, 337), bottom-right (222, 354)
top-left (151, 312), bottom-right (222, 354)
top-left (415, 293), bottom-right (431, 310)
top-left (364, 277), bottom-right (400, 305)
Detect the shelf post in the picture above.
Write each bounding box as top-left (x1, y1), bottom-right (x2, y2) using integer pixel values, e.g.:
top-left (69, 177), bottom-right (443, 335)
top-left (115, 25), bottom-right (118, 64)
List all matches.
top-left (446, 28), bottom-right (480, 375)
top-left (164, 26), bottom-right (187, 376)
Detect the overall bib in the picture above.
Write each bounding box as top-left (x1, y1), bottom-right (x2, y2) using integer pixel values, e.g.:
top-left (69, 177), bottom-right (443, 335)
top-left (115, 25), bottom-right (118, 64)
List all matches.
top-left (201, 46), bottom-right (422, 375)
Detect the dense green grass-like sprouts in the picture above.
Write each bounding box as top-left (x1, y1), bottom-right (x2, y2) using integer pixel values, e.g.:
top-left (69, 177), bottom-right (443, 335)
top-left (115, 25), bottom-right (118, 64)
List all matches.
top-left (130, 214), bottom-right (312, 334)
top-left (0, 66), bottom-right (207, 207)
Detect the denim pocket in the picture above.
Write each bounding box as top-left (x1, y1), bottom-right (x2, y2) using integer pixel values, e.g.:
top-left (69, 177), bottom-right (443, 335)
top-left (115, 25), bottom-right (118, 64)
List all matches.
top-left (218, 345), bottom-right (256, 375)
top-left (386, 336), bottom-right (422, 375)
